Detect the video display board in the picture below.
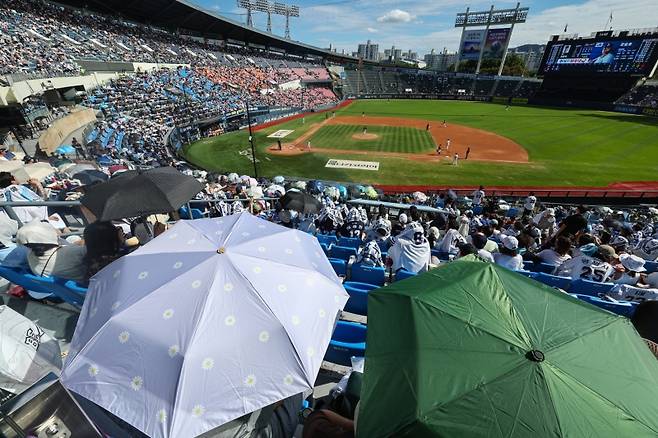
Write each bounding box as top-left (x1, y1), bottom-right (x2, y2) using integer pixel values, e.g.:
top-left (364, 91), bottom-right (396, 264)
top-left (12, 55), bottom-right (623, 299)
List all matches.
top-left (539, 35), bottom-right (658, 75)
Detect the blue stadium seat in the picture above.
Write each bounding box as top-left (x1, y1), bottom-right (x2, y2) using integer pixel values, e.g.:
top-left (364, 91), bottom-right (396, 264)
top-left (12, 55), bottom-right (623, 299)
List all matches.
top-left (396, 269), bottom-right (417, 281)
top-left (0, 266), bottom-right (87, 308)
top-left (179, 206), bottom-right (204, 219)
top-left (535, 262), bottom-right (557, 274)
top-left (645, 261), bottom-right (658, 274)
top-left (317, 234), bottom-right (338, 246)
top-left (523, 261), bottom-right (534, 271)
top-left (324, 321), bottom-right (367, 367)
top-left (472, 206), bottom-right (483, 215)
top-left (320, 243), bottom-right (329, 255)
top-left (350, 264), bottom-right (386, 287)
top-left (517, 270), bottom-right (539, 280)
top-left (569, 278), bottom-right (615, 296)
top-left (535, 273), bottom-right (572, 290)
top-left (343, 282), bottom-right (378, 316)
top-left (573, 294), bottom-right (637, 318)
top-left (506, 208), bottom-right (519, 218)
top-left (329, 258), bottom-right (347, 277)
top-left (431, 250), bottom-right (450, 261)
top-left (376, 239), bottom-right (389, 253)
top-left (337, 237), bottom-right (362, 249)
top-left (329, 245), bottom-right (358, 261)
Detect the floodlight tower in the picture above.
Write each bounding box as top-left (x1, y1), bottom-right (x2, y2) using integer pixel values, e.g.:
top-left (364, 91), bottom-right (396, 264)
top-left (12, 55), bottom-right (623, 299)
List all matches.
top-left (237, 0), bottom-right (255, 27)
top-left (254, 0), bottom-right (275, 32)
top-left (275, 2), bottom-right (299, 39)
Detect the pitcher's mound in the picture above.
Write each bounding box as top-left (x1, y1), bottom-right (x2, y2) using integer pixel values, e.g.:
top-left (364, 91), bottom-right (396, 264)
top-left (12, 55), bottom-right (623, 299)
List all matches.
top-left (352, 133), bottom-right (379, 140)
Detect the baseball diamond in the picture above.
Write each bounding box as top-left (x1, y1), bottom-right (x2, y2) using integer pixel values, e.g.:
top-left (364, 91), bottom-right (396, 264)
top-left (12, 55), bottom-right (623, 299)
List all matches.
top-left (183, 99), bottom-right (658, 187)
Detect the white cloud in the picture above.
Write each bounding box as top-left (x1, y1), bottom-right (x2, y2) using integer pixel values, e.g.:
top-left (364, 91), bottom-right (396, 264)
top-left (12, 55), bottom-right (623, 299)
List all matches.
top-left (367, 27), bottom-right (378, 33)
top-left (377, 9), bottom-right (415, 23)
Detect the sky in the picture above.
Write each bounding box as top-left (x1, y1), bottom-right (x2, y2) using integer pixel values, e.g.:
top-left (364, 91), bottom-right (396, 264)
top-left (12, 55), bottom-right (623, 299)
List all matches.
top-left (194, 0), bottom-right (658, 56)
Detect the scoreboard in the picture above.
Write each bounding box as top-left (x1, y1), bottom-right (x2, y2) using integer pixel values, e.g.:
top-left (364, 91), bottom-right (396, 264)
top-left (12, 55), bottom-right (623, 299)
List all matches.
top-left (539, 34), bottom-right (658, 76)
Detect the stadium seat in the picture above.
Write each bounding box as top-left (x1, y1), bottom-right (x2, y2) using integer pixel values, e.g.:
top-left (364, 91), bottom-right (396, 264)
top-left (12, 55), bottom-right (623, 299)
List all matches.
top-left (431, 250), bottom-right (451, 261)
top-left (569, 278), bottom-right (615, 296)
top-left (376, 239), bottom-right (389, 253)
top-left (337, 237), bottom-right (362, 249)
top-left (396, 269), bottom-right (417, 281)
top-left (506, 208), bottom-right (520, 218)
top-left (535, 262), bottom-right (557, 274)
top-left (645, 261), bottom-right (658, 274)
top-left (350, 264), bottom-right (386, 287)
top-left (517, 270), bottom-right (539, 280)
top-left (343, 282), bottom-right (378, 316)
top-left (329, 258), bottom-right (347, 277)
top-left (329, 245), bottom-right (358, 261)
top-left (573, 294), bottom-right (637, 318)
top-left (535, 273), bottom-right (572, 290)
top-left (320, 243), bottom-right (330, 255)
top-left (179, 206), bottom-right (204, 219)
top-left (317, 234), bottom-right (338, 247)
top-left (472, 206), bottom-right (483, 215)
top-left (324, 321), bottom-right (367, 367)
top-left (0, 266), bottom-right (87, 308)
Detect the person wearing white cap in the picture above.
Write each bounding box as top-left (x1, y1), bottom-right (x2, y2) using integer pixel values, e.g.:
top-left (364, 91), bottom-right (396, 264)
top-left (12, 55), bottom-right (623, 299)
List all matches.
top-left (533, 208), bottom-right (556, 232)
top-left (612, 254), bottom-right (647, 286)
top-left (12, 221), bottom-right (87, 283)
top-left (523, 193), bottom-right (537, 216)
top-left (392, 213), bottom-right (408, 237)
top-left (493, 236), bottom-right (524, 271)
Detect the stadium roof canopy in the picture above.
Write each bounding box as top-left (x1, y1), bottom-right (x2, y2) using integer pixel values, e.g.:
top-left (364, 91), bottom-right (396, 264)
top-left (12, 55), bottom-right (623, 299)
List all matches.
top-left (56, 0), bottom-right (366, 64)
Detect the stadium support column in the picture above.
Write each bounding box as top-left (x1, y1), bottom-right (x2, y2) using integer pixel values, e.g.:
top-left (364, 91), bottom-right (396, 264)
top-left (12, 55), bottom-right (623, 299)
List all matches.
top-left (454, 7), bottom-right (469, 72)
top-left (475, 5), bottom-right (494, 75)
top-left (497, 2), bottom-right (520, 76)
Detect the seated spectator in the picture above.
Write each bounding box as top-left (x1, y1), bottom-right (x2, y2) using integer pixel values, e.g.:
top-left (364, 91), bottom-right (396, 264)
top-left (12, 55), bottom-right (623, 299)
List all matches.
top-left (457, 242), bottom-right (477, 258)
top-left (0, 172), bottom-right (47, 223)
top-left (534, 236), bottom-right (572, 267)
top-left (471, 232), bottom-right (494, 263)
top-left (556, 244), bottom-right (617, 282)
top-left (355, 240), bottom-right (384, 268)
top-left (436, 217), bottom-right (466, 257)
top-left (611, 254), bottom-right (647, 286)
top-left (0, 212), bottom-right (18, 262)
top-left (388, 223), bottom-right (431, 274)
top-left (13, 221), bottom-right (86, 283)
top-left (84, 221), bottom-right (127, 280)
top-left (493, 236), bottom-right (524, 271)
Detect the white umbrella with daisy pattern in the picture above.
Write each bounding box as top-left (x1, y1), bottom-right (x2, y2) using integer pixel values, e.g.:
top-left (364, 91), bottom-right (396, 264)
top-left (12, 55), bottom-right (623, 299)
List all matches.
top-left (61, 212), bottom-right (348, 438)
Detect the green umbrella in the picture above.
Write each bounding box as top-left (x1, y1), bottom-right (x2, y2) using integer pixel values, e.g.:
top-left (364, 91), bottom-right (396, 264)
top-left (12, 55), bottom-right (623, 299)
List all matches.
top-left (358, 256), bottom-right (658, 438)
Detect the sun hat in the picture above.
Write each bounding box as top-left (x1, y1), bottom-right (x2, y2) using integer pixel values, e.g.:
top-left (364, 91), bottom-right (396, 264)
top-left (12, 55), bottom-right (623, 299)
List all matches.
top-left (619, 254), bottom-right (647, 273)
top-left (502, 235), bottom-right (519, 251)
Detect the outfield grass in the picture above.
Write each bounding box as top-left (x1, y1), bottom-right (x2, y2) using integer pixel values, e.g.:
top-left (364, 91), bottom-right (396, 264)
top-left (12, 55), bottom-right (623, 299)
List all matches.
top-left (309, 125), bottom-right (435, 153)
top-left (182, 100), bottom-right (658, 187)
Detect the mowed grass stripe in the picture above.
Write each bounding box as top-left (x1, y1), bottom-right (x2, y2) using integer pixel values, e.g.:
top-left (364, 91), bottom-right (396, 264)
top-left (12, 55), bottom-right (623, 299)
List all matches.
top-left (309, 125), bottom-right (435, 153)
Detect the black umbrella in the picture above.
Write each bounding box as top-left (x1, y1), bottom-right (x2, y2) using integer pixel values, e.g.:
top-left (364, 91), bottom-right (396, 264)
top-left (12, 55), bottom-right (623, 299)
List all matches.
top-left (72, 170), bottom-right (109, 186)
top-left (279, 190), bottom-right (322, 215)
top-left (80, 167), bottom-right (203, 221)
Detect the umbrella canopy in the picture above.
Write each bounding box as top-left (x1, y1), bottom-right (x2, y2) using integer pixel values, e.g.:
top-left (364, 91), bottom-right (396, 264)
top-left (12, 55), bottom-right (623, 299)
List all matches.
top-left (65, 163), bottom-right (97, 176)
top-left (12, 162), bottom-right (56, 183)
top-left (55, 144), bottom-right (76, 155)
top-left (358, 257), bottom-right (658, 438)
top-left (279, 191), bottom-right (322, 215)
top-left (80, 167), bottom-right (203, 221)
top-left (62, 213), bottom-right (348, 438)
top-left (0, 306), bottom-right (62, 394)
top-left (108, 164), bottom-right (128, 175)
top-left (0, 160), bottom-right (25, 174)
top-left (72, 170), bottom-right (109, 186)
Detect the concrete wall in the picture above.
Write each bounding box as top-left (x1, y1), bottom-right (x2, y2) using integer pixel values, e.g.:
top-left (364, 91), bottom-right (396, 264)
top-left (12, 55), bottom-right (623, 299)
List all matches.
top-left (132, 62), bottom-right (190, 72)
top-left (38, 107), bottom-right (97, 155)
top-left (0, 72), bottom-right (120, 105)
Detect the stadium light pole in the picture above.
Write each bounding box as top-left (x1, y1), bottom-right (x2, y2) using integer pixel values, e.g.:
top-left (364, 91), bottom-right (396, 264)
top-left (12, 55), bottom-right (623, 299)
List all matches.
top-left (245, 101), bottom-right (259, 178)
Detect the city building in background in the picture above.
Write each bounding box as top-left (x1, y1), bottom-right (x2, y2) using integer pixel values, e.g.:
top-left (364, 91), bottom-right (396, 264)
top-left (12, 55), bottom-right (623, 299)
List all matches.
top-left (357, 40), bottom-right (379, 61)
top-left (424, 48), bottom-right (458, 71)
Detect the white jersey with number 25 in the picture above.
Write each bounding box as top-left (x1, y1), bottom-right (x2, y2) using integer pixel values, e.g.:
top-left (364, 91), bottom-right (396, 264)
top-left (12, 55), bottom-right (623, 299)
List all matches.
top-left (556, 255), bottom-right (614, 283)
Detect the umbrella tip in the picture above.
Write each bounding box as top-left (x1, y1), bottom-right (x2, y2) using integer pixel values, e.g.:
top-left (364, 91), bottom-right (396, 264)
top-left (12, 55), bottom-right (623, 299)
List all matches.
top-left (217, 247), bottom-right (226, 254)
top-left (526, 350), bottom-right (545, 363)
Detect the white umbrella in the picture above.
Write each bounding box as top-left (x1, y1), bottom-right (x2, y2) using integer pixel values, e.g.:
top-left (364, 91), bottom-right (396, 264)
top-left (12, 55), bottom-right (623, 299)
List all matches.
top-left (12, 162), bottom-right (56, 183)
top-left (62, 212), bottom-right (349, 438)
top-left (0, 306), bottom-right (62, 394)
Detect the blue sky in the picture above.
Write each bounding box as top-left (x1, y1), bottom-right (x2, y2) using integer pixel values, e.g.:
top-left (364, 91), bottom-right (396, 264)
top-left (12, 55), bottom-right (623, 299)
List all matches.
top-left (194, 0), bottom-right (658, 55)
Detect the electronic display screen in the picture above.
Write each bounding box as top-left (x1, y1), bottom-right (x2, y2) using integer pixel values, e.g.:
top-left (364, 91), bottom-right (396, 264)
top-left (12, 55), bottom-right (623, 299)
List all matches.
top-left (539, 36), bottom-right (658, 75)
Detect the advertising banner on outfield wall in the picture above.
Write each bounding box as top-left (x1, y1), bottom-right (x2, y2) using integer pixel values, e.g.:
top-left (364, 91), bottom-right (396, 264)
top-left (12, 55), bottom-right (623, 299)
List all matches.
top-left (482, 28), bottom-right (511, 61)
top-left (461, 30), bottom-right (486, 60)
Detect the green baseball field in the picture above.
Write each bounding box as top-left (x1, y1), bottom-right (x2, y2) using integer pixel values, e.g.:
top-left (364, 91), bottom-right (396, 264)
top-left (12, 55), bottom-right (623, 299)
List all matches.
top-left (182, 99), bottom-right (658, 188)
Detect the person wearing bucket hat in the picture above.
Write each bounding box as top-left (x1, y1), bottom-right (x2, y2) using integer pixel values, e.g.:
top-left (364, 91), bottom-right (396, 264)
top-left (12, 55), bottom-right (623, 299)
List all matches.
top-left (493, 235), bottom-right (524, 271)
top-left (612, 254), bottom-right (647, 286)
top-left (11, 221), bottom-right (87, 283)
